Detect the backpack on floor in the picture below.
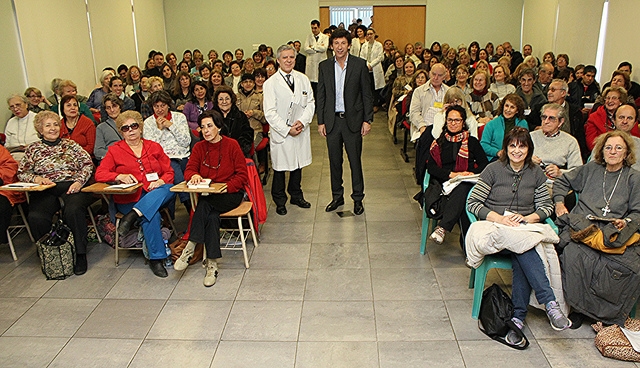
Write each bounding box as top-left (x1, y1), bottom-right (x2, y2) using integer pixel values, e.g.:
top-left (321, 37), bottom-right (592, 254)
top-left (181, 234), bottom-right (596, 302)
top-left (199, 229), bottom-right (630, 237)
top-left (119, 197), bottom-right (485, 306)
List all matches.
top-left (35, 219), bottom-right (75, 280)
top-left (478, 283), bottom-right (529, 350)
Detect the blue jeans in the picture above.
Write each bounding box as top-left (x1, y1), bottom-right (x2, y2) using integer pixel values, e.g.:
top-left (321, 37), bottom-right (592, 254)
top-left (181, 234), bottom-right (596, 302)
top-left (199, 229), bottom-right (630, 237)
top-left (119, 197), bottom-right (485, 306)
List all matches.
top-left (511, 248), bottom-right (556, 321)
top-left (170, 158), bottom-right (190, 204)
top-left (114, 184), bottom-right (175, 260)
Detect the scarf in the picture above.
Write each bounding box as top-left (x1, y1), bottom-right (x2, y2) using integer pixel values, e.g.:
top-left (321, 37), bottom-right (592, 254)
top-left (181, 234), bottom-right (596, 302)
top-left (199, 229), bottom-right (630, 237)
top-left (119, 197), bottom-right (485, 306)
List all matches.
top-left (429, 129), bottom-right (470, 172)
top-left (153, 111), bottom-right (172, 121)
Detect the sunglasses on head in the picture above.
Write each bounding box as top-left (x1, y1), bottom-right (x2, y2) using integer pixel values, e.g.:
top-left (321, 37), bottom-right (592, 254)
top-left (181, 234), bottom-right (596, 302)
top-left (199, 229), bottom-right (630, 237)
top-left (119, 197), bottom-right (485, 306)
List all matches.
top-left (120, 122), bottom-right (139, 132)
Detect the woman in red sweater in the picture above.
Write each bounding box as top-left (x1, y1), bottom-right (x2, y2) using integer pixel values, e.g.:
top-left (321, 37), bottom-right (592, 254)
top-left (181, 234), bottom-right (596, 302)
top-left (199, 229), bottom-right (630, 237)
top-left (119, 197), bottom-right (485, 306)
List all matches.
top-left (59, 95), bottom-right (96, 156)
top-left (174, 110), bottom-right (248, 287)
top-left (95, 111), bottom-right (175, 278)
top-left (585, 86), bottom-right (640, 150)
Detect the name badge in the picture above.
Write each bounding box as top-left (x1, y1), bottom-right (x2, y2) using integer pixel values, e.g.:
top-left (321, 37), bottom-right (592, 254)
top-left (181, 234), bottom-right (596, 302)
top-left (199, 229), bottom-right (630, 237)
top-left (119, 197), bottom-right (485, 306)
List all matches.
top-left (146, 172), bottom-right (159, 181)
top-left (434, 102), bottom-right (443, 109)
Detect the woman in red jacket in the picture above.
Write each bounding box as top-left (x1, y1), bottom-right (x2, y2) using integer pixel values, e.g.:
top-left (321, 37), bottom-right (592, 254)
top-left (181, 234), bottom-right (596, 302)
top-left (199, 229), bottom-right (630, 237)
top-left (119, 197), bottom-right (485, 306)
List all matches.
top-left (59, 94), bottom-right (96, 156)
top-left (174, 110), bottom-right (248, 287)
top-left (95, 111), bottom-right (175, 278)
top-left (585, 86), bottom-right (640, 150)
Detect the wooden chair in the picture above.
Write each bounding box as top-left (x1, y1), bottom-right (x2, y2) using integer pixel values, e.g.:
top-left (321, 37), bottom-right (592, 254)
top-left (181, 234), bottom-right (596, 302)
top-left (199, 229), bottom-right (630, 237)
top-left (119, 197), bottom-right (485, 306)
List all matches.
top-left (217, 201), bottom-right (259, 268)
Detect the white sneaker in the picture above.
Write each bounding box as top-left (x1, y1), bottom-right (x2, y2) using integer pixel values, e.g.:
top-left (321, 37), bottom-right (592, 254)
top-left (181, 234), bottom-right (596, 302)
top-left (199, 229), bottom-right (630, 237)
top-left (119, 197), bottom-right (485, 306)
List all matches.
top-left (203, 259), bottom-right (218, 287)
top-left (173, 241), bottom-right (196, 271)
top-left (429, 226), bottom-right (446, 244)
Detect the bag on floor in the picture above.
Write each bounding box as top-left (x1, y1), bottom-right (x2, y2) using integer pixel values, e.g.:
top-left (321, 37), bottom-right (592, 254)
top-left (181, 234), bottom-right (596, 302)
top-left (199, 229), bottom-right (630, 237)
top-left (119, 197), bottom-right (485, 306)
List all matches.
top-left (35, 219), bottom-right (75, 280)
top-left (478, 283), bottom-right (529, 350)
top-left (593, 318), bottom-right (640, 362)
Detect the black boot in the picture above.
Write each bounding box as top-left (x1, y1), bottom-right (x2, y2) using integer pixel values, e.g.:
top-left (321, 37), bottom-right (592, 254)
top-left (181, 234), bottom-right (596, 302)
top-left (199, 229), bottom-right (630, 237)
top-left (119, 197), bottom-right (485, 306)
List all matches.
top-left (74, 253), bottom-right (87, 275)
top-left (118, 210), bottom-right (139, 236)
top-left (149, 259), bottom-right (168, 278)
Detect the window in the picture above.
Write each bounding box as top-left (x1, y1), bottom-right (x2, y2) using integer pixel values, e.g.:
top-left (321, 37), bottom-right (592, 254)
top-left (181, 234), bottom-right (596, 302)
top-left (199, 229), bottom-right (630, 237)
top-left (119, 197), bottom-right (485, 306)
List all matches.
top-left (329, 6), bottom-right (373, 28)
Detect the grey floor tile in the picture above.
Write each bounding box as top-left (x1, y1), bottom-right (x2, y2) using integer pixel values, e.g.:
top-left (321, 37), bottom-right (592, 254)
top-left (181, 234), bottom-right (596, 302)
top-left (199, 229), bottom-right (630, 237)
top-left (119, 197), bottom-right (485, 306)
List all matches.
top-left (0, 297), bottom-right (38, 334)
top-left (296, 341), bottom-right (379, 368)
top-left (266, 205), bottom-right (318, 223)
top-left (305, 268), bottom-right (372, 301)
top-left (147, 300), bottom-right (232, 340)
top-left (378, 341), bottom-right (465, 368)
top-left (371, 268), bottom-right (441, 300)
top-left (105, 268), bottom-right (180, 299)
top-left (129, 339), bottom-right (215, 368)
top-left (43, 266), bottom-right (126, 299)
top-left (445, 299), bottom-right (492, 341)
top-left (299, 301), bottom-right (376, 341)
top-left (433, 267), bottom-right (477, 300)
top-left (364, 188), bottom-right (413, 204)
top-left (526, 307), bottom-right (597, 339)
top-left (312, 221), bottom-right (367, 243)
top-left (375, 300), bottom-right (455, 341)
top-left (222, 300), bottom-right (302, 341)
top-left (86, 242), bottom-right (135, 269)
top-left (0, 336), bottom-right (68, 368)
top-left (75, 299), bottom-right (165, 339)
top-left (364, 202), bottom-right (417, 222)
top-left (4, 298), bottom-right (99, 337)
top-left (459, 340), bottom-right (551, 368)
top-left (237, 269), bottom-right (307, 300)
top-left (0, 261), bottom-right (56, 298)
top-left (367, 221), bottom-right (421, 243)
top-left (309, 243), bottom-right (370, 269)
top-left (48, 337), bottom-right (141, 368)
top-left (211, 341), bottom-right (296, 368)
top-left (248, 243), bottom-right (311, 269)
top-left (259, 222), bottom-right (314, 244)
top-left (537, 338), bottom-right (635, 367)
top-left (171, 267), bottom-right (244, 300)
top-left (368, 243), bottom-right (431, 269)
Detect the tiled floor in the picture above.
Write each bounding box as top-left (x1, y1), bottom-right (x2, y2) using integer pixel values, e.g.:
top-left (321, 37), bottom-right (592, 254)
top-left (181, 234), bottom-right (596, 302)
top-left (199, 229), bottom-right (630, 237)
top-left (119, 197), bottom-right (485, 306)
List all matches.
top-left (0, 113), bottom-right (637, 367)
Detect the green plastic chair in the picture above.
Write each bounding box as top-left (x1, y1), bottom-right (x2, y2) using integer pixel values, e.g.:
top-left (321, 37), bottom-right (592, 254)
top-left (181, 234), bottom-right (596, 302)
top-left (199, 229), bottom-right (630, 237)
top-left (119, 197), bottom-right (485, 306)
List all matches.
top-left (419, 172), bottom-right (437, 255)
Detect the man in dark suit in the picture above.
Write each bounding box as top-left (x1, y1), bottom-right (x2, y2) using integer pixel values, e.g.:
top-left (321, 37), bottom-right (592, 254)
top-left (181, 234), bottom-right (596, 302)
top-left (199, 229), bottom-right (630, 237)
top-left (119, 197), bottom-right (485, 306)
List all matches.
top-left (317, 28), bottom-right (373, 215)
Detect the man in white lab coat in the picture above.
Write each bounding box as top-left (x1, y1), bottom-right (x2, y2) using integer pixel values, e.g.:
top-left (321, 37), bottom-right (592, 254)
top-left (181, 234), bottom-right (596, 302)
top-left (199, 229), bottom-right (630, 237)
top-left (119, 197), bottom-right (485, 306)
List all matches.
top-left (304, 19), bottom-right (329, 99)
top-left (263, 45), bottom-right (315, 215)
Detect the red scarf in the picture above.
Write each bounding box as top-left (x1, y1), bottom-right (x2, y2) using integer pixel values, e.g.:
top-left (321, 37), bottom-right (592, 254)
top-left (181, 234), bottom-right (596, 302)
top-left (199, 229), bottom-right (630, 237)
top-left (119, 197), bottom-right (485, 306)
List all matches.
top-left (429, 130), bottom-right (470, 172)
top-left (153, 111), bottom-right (172, 120)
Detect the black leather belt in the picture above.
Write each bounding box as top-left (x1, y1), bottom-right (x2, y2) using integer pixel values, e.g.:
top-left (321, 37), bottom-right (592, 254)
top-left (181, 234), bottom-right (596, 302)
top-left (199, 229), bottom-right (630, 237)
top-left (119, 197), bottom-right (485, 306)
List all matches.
top-left (335, 112), bottom-right (345, 118)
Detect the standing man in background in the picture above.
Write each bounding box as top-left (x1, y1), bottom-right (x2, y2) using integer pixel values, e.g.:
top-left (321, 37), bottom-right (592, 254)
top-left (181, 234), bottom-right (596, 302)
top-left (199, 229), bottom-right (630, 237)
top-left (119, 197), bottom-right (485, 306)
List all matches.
top-left (304, 20), bottom-right (329, 99)
top-left (317, 29), bottom-right (373, 216)
top-left (263, 45), bottom-right (315, 216)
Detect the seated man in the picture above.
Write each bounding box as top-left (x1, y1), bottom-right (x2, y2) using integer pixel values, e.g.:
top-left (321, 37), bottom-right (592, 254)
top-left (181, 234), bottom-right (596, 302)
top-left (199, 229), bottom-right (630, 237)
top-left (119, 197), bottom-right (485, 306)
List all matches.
top-left (409, 63), bottom-right (449, 142)
top-left (516, 68), bottom-right (547, 120)
top-left (612, 104), bottom-right (640, 172)
top-left (567, 65), bottom-right (600, 113)
top-left (5, 95), bottom-right (39, 160)
top-left (99, 76), bottom-right (135, 122)
top-left (535, 62), bottom-right (555, 95)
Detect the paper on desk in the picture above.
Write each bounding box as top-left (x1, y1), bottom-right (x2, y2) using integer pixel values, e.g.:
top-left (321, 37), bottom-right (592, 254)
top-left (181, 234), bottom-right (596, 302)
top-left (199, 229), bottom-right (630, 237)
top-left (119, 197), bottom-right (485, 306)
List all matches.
top-left (105, 183), bottom-right (138, 190)
top-left (3, 182), bottom-right (39, 188)
top-left (442, 175), bottom-right (480, 195)
top-left (187, 178), bottom-right (212, 189)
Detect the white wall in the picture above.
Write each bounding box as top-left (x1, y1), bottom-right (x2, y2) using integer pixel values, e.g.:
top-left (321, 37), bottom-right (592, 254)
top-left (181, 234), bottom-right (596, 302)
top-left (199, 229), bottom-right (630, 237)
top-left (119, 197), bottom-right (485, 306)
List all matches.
top-left (164, 0), bottom-right (319, 61)
top-left (601, 0), bottom-right (640, 83)
top-left (134, 0), bottom-right (167, 62)
top-left (0, 0), bottom-right (26, 124)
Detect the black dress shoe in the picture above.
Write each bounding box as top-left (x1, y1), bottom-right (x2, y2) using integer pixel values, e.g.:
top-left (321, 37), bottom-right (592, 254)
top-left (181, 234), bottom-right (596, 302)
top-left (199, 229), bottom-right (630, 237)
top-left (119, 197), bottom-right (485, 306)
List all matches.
top-left (354, 201), bottom-right (364, 215)
top-left (276, 206), bottom-right (287, 215)
top-left (325, 199), bottom-right (345, 212)
top-left (118, 210), bottom-right (139, 236)
top-left (74, 253), bottom-right (87, 276)
top-left (290, 198), bottom-right (311, 208)
top-left (149, 259), bottom-right (168, 278)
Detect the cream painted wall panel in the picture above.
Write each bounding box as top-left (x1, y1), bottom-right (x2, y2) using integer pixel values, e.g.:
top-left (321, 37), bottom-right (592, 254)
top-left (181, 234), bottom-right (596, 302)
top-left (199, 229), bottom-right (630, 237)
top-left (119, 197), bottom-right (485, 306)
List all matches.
top-left (87, 0), bottom-right (138, 71)
top-left (0, 0), bottom-right (26, 125)
top-left (602, 0), bottom-right (640, 84)
top-left (522, 0), bottom-right (556, 56)
top-left (554, 0), bottom-right (602, 66)
top-left (15, 0), bottom-right (96, 97)
top-left (164, 0), bottom-right (318, 61)
top-left (134, 0), bottom-right (167, 63)
top-left (426, 0), bottom-right (522, 49)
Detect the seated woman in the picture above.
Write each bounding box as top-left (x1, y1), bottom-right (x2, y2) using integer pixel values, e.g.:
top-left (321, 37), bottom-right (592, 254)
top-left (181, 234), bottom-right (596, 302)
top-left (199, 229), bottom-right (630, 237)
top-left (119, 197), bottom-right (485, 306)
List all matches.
top-left (59, 95), bottom-right (96, 156)
top-left (466, 70), bottom-right (500, 125)
top-left (489, 65), bottom-right (516, 100)
top-left (391, 60), bottom-right (416, 105)
top-left (96, 111), bottom-right (175, 278)
top-left (593, 71), bottom-right (636, 111)
top-left (467, 127), bottom-right (571, 347)
top-left (480, 94), bottom-right (529, 161)
top-left (18, 111), bottom-right (95, 275)
top-left (94, 93), bottom-right (123, 162)
top-left (161, 63), bottom-right (175, 91)
top-left (553, 130), bottom-right (640, 325)
top-left (213, 86), bottom-right (254, 157)
top-left (173, 111), bottom-right (248, 286)
top-left (236, 74), bottom-right (266, 146)
top-left (183, 81), bottom-right (213, 130)
top-left (427, 105), bottom-right (487, 245)
top-left (141, 77), bottom-right (165, 120)
top-left (172, 71), bottom-right (192, 112)
top-left (432, 88), bottom-right (479, 138)
top-left (452, 65), bottom-right (472, 95)
top-left (585, 86), bottom-right (640, 151)
top-left (0, 145), bottom-right (26, 248)
top-left (24, 87), bottom-right (50, 113)
top-left (125, 65), bottom-right (143, 97)
top-left (86, 70), bottom-right (114, 114)
top-left (143, 90), bottom-right (191, 213)
top-left (209, 70), bottom-right (225, 95)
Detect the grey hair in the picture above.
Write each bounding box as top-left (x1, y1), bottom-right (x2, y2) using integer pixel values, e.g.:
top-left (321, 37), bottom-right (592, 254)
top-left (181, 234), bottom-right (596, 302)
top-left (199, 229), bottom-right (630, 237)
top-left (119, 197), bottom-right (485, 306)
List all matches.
top-left (99, 70), bottom-right (114, 84)
top-left (276, 44), bottom-right (296, 59)
top-left (550, 78), bottom-right (569, 91)
top-left (540, 103), bottom-right (565, 120)
top-left (7, 94), bottom-right (28, 105)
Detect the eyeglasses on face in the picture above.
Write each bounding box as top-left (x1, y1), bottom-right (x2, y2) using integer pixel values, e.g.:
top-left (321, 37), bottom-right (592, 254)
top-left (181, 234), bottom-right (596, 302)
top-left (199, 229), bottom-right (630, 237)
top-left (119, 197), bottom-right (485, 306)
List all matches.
top-left (604, 145), bottom-right (626, 152)
top-left (120, 122), bottom-right (140, 132)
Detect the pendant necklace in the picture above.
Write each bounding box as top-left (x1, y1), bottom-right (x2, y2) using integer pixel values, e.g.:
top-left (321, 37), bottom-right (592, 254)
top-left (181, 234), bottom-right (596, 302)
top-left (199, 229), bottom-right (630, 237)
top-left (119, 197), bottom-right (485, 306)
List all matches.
top-left (602, 168), bottom-right (623, 216)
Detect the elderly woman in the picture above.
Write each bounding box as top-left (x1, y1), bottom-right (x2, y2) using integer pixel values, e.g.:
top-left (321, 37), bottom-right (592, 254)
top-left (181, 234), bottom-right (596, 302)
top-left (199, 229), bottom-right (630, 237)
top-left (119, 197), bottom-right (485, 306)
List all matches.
top-left (466, 70), bottom-right (500, 125)
top-left (141, 76), bottom-right (164, 120)
top-left (24, 87), bottom-right (50, 113)
top-left (236, 74), bottom-right (266, 144)
top-left (489, 65), bottom-right (516, 100)
top-left (87, 70), bottom-right (114, 114)
top-left (480, 94), bottom-right (529, 161)
top-left (593, 71), bottom-right (635, 110)
top-left (453, 65), bottom-right (472, 95)
top-left (94, 93), bottom-right (123, 161)
top-left (172, 71), bottom-right (192, 112)
top-left (18, 111), bottom-right (95, 275)
top-left (467, 127), bottom-right (571, 347)
top-left (585, 86), bottom-right (640, 151)
top-left (125, 65), bottom-right (143, 96)
top-left (530, 103), bottom-right (583, 180)
top-left (59, 95), bottom-right (96, 156)
top-left (242, 58), bottom-right (255, 75)
top-left (426, 105), bottom-right (487, 245)
top-left (553, 130), bottom-right (640, 325)
top-left (555, 54), bottom-right (570, 77)
top-left (183, 81), bottom-right (213, 130)
top-left (5, 95), bottom-right (40, 160)
top-left (96, 111), bottom-right (175, 278)
top-left (143, 90), bottom-right (191, 213)
top-left (51, 80), bottom-right (97, 124)
top-left (490, 44), bottom-right (505, 62)
top-left (174, 111), bottom-right (248, 286)
top-left (213, 86), bottom-right (254, 157)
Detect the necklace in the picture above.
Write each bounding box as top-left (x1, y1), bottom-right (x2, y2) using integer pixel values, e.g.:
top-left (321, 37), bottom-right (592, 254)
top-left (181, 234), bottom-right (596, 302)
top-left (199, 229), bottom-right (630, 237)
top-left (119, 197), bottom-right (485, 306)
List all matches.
top-left (602, 167), bottom-right (623, 216)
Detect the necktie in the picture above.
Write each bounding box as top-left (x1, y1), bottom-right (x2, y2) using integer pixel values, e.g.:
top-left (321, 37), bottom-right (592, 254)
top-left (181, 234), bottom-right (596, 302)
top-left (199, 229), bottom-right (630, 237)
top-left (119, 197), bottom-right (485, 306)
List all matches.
top-left (285, 74), bottom-right (294, 92)
top-left (315, 35), bottom-right (319, 42)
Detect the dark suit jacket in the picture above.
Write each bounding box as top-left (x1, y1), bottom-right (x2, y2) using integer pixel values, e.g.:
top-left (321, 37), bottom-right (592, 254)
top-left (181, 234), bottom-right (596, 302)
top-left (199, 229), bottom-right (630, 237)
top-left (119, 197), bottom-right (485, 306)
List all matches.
top-left (317, 55), bottom-right (374, 134)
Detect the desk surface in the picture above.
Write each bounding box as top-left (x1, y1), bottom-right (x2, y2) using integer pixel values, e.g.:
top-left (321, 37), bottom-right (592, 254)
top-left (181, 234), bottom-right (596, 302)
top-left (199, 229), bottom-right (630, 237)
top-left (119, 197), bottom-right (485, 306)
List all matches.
top-left (170, 181), bottom-right (227, 193)
top-left (0, 183), bottom-right (56, 192)
top-left (81, 182), bottom-right (143, 194)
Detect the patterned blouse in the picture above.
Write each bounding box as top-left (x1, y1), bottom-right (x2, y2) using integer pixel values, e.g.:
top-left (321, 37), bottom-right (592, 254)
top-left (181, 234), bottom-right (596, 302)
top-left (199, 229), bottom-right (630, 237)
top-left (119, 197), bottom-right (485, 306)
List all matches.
top-left (17, 139), bottom-right (94, 185)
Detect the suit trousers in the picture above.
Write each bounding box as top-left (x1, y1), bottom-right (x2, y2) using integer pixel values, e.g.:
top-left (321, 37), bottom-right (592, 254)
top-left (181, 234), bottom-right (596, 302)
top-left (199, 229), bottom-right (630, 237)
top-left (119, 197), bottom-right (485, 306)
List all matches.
top-left (326, 115), bottom-right (364, 201)
top-left (271, 168), bottom-right (303, 207)
top-left (188, 192), bottom-right (244, 259)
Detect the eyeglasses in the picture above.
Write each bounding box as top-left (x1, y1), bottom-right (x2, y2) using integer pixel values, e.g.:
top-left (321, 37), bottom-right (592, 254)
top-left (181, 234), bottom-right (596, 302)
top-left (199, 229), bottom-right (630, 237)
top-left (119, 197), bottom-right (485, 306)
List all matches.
top-left (605, 96), bottom-right (620, 101)
top-left (541, 115), bottom-right (559, 122)
top-left (120, 123), bottom-right (139, 132)
top-left (203, 149), bottom-right (222, 169)
top-left (604, 145), bottom-right (626, 152)
top-left (446, 118), bottom-right (464, 124)
top-left (8, 103), bottom-right (25, 110)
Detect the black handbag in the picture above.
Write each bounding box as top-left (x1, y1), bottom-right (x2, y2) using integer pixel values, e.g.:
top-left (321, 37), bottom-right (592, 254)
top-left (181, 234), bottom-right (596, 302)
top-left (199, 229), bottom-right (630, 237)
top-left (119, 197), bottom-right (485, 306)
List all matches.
top-left (478, 283), bottom-right (529, 350)
top-left (35, 219), bottom-right (75, 280)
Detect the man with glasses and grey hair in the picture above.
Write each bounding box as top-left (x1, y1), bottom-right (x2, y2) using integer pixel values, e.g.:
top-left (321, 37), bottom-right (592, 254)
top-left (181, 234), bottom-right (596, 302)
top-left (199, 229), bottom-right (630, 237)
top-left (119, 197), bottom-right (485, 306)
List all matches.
top-left (5, 95), bottom-right (40, 160)
top-left (263, 45), bottom-right (315, 216)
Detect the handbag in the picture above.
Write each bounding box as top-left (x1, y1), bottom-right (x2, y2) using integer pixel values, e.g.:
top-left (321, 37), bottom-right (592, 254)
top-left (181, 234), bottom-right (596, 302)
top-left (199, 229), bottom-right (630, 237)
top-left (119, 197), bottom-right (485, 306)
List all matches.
top-left (593, 318), bottom-right (640, 362)
top-left (423, 179), bottom-right (448, 220)
top-left (478, 283), bottom-right (529, 350)
top-left (35, 219), bottom-right (75, 280)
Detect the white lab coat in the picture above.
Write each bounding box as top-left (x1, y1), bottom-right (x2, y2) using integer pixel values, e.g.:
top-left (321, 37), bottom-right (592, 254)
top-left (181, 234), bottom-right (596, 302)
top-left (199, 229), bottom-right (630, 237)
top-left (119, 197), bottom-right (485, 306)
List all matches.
top-left (359, 40), bottom-right (385, 90)
top-left (304, 33), bottom-right (329, 83)
top-left (263, 70), bottom-right (315, 171)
